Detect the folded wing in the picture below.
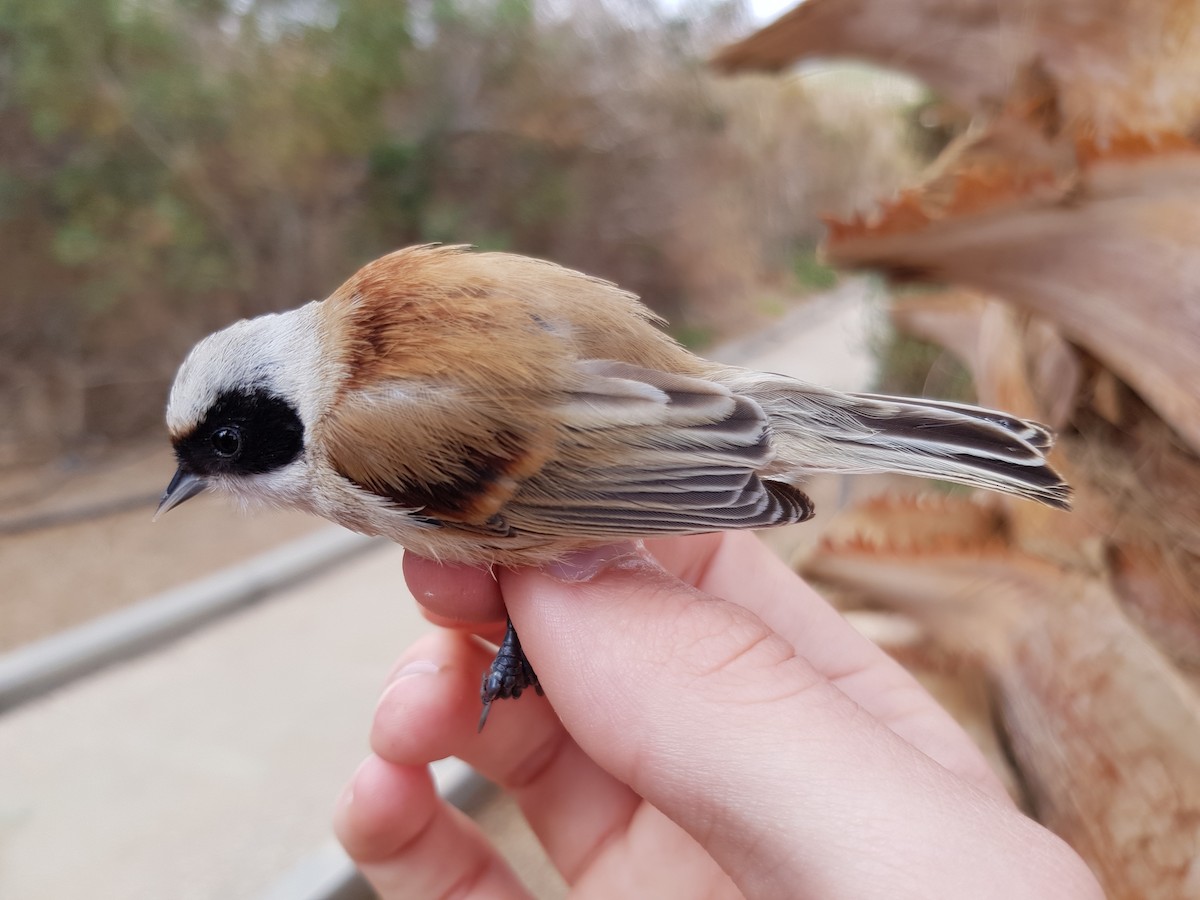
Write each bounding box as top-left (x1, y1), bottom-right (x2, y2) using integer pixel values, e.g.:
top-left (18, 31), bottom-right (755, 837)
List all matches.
top-left (504, 361), bottom-right (814, 537)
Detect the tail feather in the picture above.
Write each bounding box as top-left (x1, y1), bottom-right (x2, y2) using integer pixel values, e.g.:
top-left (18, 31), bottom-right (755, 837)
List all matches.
top-left (850, 393), bottom-right (1056, 452)
top-left (738, 376), bottom-right (1072, 509)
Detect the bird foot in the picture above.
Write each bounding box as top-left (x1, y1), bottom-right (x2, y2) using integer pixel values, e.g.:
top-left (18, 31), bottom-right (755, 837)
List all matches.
top-left (478, 617), bottom-right (542, 731)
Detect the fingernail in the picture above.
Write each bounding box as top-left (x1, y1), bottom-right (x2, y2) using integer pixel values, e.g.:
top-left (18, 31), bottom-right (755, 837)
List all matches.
top-left (393, 659), bottom-right (439, 679)
top-left (546, 543), bottom-right (641, 582)
top-left (378, 659), bottom-right (440, 707)
top-left (339, 756), bottom-right (372, 809)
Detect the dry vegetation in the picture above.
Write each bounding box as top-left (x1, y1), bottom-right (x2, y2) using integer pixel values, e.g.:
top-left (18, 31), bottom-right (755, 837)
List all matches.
top-left (0, 0), bottom-right (921, 465)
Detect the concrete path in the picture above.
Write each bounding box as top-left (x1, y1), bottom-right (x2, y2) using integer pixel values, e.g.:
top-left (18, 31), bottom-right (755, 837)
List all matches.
top-left (1, 541), bottom-right (422, 899)
top-left (0, 279), bottom-right (883, 899)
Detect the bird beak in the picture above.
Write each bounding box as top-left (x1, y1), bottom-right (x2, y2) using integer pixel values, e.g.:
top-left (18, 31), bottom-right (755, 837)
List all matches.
top-left (155, 467), bottom-right (207, 520)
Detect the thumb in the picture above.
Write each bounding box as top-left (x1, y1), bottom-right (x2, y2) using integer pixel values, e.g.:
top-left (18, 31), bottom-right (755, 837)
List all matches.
top-left (503, 542), bottom-right (822, 747)
top-left (500, 544), bottom-right (841, 896)
top-left (497, 546), bottom-right (1074, 900)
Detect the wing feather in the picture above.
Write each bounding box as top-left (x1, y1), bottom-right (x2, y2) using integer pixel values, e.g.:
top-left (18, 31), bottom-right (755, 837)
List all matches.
top-left (321, 380), bottom-right (555, 524)
top-left (510, 481), bottom-right (813, 536)
top-left (503, 361), bottom-right (814, 536)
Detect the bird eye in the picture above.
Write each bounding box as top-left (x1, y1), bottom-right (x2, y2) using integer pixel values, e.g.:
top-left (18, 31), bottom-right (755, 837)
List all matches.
top-left (210, 425), bottom-right (243, 458)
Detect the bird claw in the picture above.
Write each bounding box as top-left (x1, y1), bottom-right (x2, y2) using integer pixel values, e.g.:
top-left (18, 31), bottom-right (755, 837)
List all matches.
top-left (478, 617), bottom-right (542, 731)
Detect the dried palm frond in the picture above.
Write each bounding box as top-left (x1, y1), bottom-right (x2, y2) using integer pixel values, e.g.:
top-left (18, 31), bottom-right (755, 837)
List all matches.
top-left (805, 503), bottom-right (1200, 900)
top-left (716, 0), bottom-right (1200, 140)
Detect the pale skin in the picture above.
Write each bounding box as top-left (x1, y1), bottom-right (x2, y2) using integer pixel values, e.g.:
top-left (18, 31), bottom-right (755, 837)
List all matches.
top-left (333, 532), bottom-right (1104, 899)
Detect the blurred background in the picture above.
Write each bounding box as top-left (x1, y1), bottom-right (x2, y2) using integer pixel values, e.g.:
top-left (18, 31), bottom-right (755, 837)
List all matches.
top-left (6, 0), bottom-right (1200, 898)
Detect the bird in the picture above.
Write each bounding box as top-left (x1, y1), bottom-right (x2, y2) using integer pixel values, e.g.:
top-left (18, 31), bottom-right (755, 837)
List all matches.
top-left (158, 244), bottom-right (1070, 725)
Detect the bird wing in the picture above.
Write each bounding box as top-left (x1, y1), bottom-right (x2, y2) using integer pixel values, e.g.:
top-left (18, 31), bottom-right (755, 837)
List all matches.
top-left (321, 376), bottom-right (555, 528)
top-left (502, 361), bottom-right (815, 536)
top-left (321, 360), bottom-right (813, 537)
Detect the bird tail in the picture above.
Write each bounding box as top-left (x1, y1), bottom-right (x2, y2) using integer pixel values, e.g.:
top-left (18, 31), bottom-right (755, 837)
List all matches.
top-left (736, 374), bottom-right (1071, 509)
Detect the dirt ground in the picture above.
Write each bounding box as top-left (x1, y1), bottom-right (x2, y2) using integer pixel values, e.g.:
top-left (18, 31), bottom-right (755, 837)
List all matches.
top-left (0, 441), bottom-right (321, 652)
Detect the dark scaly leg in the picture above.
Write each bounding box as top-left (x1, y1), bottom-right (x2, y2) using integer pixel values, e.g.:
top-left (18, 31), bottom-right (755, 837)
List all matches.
top-left (478, 617), bottom-right (542, 731)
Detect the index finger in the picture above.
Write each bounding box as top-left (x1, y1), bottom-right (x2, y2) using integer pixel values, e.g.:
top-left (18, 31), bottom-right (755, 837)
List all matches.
top-left (402, 553), bottom-right (505, 626)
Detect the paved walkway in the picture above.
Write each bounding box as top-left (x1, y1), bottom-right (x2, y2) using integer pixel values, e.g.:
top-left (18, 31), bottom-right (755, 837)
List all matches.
top-left (1, 541), bottom-right (422, 899)
top-left (0, 279), bottom-right (882, 899)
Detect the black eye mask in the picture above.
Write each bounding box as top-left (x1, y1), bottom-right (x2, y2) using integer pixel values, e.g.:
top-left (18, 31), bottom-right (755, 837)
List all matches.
top-left (172, 387), bottom-right (305, 477)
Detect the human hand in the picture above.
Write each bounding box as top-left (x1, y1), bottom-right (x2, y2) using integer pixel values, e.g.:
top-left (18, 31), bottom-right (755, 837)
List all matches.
top-left (333, 532), bottom-right (1102, 899)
